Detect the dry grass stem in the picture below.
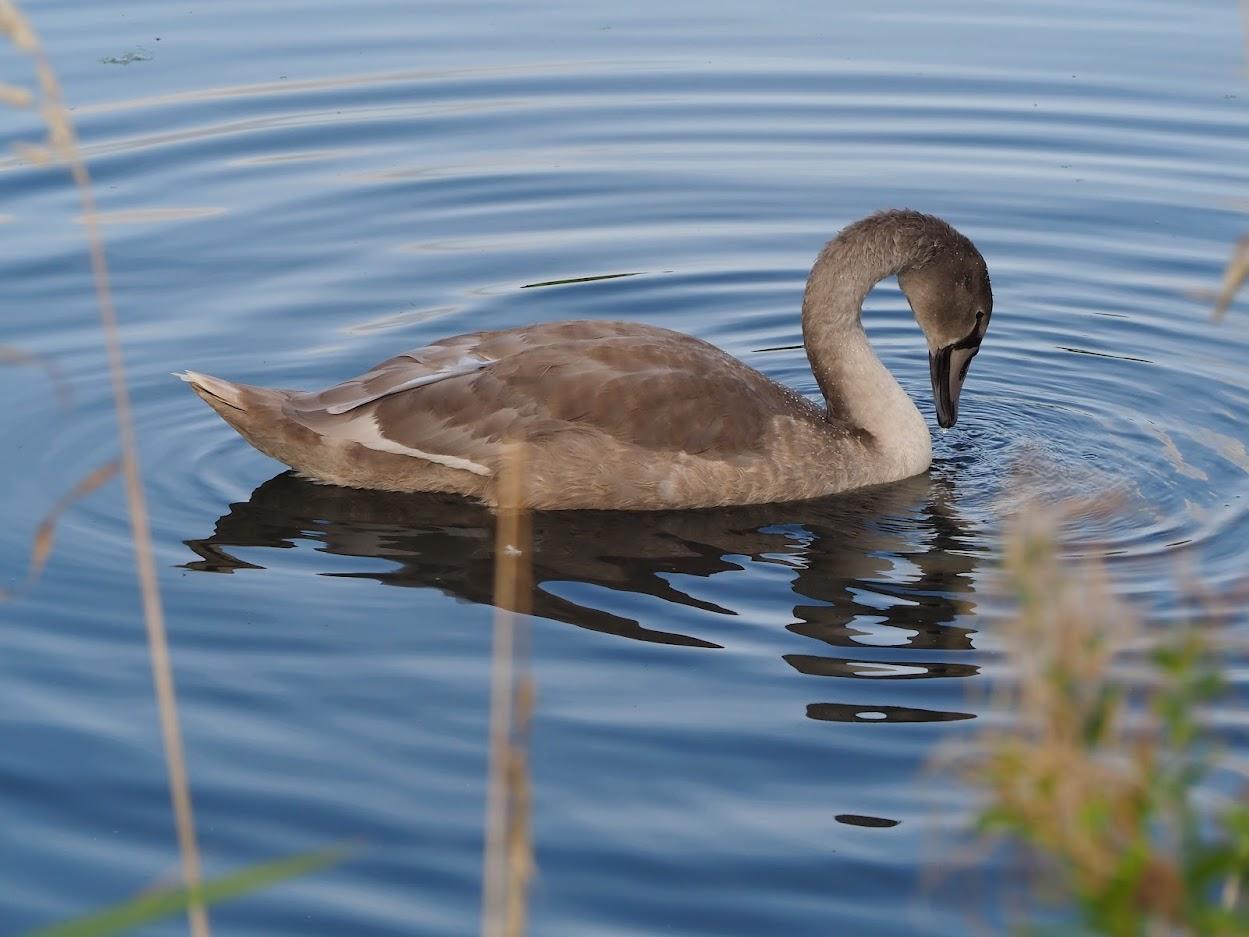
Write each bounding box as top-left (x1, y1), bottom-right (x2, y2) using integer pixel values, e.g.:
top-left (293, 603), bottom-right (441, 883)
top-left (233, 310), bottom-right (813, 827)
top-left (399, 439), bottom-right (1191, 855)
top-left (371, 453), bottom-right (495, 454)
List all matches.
top-left (1, 461), bottom-right (117, 601)
top-left (0, 80), bottom-right (30, 106)
top-left (482, 443), bottom-right (535, 937)
top-left (12, 139), bottom-right (51, 165)
top-left (1, 3), bottom-right (209, 934)
top-left (0, 343), bottom-right (72, 408)
top-left (1213, 234), bottom-right (1249, 321)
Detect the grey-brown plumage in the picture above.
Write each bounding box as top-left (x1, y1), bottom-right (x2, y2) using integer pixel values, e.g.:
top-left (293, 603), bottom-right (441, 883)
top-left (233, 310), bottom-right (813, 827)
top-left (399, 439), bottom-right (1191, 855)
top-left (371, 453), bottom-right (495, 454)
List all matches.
top-left (179, 209), bottom-right (992, 510)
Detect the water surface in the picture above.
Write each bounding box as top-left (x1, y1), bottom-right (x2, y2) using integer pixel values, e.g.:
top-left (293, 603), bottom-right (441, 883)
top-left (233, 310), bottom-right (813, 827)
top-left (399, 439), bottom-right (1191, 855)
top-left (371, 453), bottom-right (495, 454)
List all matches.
top-left (3, 1), bottom-right (1249, 934)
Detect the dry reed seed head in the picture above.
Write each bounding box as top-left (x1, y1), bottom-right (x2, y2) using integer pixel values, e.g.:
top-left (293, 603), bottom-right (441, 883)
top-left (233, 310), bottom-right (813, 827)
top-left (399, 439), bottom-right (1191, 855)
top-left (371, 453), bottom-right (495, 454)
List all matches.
top-left (981, 743), bottom-right (1151, 892)
top-left (965, 504), bottom-right (1248, 930)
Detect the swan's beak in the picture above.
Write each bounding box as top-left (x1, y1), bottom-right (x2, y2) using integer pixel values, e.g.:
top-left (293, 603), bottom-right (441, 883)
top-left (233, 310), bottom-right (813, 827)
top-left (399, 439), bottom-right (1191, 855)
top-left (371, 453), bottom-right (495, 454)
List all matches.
top-left (929, 341), bottom-right (980, 429)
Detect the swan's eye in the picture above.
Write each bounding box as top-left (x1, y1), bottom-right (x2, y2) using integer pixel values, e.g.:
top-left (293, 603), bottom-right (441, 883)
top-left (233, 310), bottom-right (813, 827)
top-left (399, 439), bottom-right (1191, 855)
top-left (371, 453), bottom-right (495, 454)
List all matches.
top-left (975, 310), bottom-right (984, 322)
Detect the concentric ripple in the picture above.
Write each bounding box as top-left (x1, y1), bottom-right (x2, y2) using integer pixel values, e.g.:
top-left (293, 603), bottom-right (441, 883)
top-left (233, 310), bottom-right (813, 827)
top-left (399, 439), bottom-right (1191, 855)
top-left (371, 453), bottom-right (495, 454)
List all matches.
top-left (3, 2), bottom-right (1249, 935)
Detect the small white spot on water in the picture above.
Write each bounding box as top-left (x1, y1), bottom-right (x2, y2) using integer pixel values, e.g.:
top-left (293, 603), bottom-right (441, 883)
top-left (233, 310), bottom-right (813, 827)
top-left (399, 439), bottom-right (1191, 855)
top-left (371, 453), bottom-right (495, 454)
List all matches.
top-left (847, 617), bottom-right (919, 647)
top-left (850, 663), bottom-right (929, 678)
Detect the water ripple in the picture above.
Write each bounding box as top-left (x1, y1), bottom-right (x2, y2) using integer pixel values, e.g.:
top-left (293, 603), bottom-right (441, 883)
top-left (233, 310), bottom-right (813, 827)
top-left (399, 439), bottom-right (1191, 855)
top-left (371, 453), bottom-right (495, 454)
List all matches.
top-left (4, 6), bottom-right (1249, 934)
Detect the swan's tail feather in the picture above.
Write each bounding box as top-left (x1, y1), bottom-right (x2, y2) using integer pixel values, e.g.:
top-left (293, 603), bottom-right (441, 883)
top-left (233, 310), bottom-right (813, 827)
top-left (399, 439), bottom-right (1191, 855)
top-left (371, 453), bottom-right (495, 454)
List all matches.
top-left (177, 369), bottom-right (304, 471)
top-left (174, 369), bottom-right (249, 410)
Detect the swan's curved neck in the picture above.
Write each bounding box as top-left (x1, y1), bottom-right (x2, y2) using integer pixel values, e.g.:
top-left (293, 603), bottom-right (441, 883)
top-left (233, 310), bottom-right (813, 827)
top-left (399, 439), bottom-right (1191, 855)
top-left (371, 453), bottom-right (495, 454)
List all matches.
top-left (801, 221), bottom-right (927, 448)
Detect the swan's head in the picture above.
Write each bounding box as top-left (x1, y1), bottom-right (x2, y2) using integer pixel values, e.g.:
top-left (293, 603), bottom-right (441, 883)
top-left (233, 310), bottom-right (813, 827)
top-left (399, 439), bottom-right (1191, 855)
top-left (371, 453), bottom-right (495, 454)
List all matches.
top-left (898, 236), bottom-right (993, 428)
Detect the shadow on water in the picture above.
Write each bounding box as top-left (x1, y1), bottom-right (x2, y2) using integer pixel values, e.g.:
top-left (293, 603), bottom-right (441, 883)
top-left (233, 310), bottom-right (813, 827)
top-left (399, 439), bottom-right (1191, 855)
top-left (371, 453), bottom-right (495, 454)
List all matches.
top-left (184, 472), bottom-right (983, 708)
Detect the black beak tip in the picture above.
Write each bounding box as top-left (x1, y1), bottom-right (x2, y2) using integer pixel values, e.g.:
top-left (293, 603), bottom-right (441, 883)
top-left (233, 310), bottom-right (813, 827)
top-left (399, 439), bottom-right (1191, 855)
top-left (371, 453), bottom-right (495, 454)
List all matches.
top-left (929, 346), bottom-right (959, 430)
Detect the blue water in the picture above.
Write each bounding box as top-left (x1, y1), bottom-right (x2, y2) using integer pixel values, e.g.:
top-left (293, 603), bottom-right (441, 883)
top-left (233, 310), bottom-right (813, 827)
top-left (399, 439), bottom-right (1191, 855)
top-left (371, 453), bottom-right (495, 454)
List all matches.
top-left (3, 1), bottom-right (1249, 933)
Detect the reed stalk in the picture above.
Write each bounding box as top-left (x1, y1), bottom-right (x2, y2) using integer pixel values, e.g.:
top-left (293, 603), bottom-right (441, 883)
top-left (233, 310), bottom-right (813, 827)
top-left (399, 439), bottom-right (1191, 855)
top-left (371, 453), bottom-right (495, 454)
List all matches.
top-left (0, 4), bottom-right (208, 934)
top-left (481, 444), bottom-right (535, 937)
top-left (1213, 234), bottom-right (1249, 321)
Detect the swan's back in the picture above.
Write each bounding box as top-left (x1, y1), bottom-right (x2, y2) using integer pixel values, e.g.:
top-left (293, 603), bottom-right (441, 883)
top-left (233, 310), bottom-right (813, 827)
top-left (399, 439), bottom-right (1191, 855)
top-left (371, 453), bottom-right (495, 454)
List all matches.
top-left (182, 320), bottom-right (854, 510)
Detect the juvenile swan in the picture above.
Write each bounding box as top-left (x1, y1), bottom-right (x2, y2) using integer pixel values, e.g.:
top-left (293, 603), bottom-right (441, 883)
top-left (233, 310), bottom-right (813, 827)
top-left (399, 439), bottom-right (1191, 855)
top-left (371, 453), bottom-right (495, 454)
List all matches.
top-left (179, 210), bottom-right (993, 510)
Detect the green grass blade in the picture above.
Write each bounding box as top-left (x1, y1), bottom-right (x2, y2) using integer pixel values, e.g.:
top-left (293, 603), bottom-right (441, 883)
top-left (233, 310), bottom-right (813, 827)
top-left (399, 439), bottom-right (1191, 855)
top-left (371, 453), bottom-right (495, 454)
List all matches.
top-left (22, 845), bottom-right (350, 937)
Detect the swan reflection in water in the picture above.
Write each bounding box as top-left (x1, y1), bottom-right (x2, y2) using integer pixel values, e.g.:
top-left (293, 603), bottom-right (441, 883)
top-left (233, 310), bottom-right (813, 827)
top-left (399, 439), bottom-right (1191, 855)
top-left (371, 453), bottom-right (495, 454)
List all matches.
top-left (185, 470), bottom-right (984, 724)
top-left (184, 472), bottom-right (984, 824)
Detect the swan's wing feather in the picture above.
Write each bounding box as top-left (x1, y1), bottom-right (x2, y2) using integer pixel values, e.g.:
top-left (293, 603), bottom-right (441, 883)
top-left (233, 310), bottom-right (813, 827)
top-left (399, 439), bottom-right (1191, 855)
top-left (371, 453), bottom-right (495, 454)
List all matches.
top-left (285, 322), bottom-right (815, 471)
top-left (286, 334), bottom-right (493, 416)
top-left (317, 361), bottom-right (489, 415)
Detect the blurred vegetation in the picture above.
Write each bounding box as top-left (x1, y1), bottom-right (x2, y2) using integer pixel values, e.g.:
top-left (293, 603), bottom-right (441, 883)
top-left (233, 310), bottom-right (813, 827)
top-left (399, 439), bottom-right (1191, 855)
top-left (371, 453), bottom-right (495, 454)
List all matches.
top-left (964, 510), bottom-right (1249, 936)
top-left (1213, 235), bottom-right (1249, 321)
top-left (481, 445), bottom-right (536, 937)
top-left (3, 2), bottom-right (349, 935)
top-left (21, 847), bottom-right (349, 937)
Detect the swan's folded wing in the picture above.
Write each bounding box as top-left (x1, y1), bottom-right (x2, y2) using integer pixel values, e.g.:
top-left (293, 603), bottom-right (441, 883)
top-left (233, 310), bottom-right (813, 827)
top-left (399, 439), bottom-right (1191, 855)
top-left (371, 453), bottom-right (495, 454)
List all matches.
top-left (284, 334), bottom-right (495, 417)
top-left (281, 324), bottom-right (815, 475)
